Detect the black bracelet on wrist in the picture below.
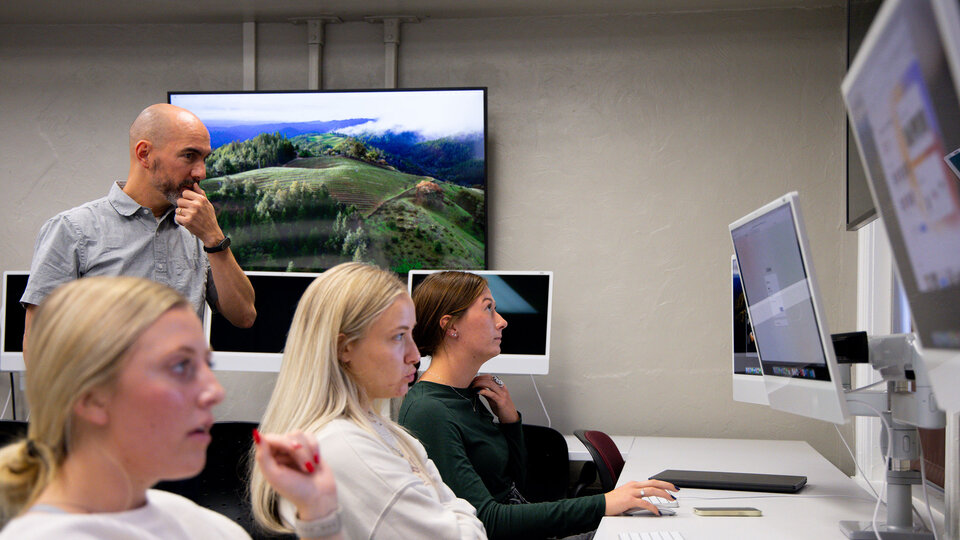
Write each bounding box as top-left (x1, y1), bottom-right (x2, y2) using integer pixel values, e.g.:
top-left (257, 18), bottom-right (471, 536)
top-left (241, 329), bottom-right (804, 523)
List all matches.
top-left (203, 236), bottom-right (231, 253)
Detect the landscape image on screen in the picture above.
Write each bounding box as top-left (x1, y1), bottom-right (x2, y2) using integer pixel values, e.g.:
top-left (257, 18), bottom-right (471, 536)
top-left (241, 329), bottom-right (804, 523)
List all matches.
top-left (169, 89), bottom-right (486, 274)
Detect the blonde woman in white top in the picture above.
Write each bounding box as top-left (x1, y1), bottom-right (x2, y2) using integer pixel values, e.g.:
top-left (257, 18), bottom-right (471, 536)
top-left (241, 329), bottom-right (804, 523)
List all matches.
top-left (251, 262), bottom-right (486, 540)
top-left (0, 277), bottom-right (341, 540)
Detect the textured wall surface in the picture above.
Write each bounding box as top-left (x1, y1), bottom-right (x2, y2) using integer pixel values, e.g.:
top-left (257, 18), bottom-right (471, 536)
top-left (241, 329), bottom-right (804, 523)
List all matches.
top-left (0, 7), bottom-right (858, 472)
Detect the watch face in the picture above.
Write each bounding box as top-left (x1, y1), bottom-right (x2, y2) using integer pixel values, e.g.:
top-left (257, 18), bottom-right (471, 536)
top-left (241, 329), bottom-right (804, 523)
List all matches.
top-left (206, 237), bottom-right (230, 252)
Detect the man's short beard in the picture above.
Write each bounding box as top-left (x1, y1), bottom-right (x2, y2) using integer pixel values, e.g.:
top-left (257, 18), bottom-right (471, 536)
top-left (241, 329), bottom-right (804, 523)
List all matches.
top-left (151, 159), bottom-right (192, 206)
top-left (163, 190), bottom-right (180, 206)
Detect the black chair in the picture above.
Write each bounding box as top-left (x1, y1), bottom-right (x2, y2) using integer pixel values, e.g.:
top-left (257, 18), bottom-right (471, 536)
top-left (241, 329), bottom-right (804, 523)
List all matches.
top-left (520, 424), bottom-right (570, 502)
top-left (154, 421), bottom-right (288, 539)
top-left (0, 420), bottom-right (27, 446)
top-left (570, 459), bottom-right (602, 497)
top-left (572, 429), bottom-right (625, 493)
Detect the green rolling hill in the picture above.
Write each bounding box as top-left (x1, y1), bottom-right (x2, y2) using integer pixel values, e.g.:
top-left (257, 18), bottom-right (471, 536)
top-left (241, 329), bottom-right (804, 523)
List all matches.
top-left (200, 155), bottom-right (484, 273)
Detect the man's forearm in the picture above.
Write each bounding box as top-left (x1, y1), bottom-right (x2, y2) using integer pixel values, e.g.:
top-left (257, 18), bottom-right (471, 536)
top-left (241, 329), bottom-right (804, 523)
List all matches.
top-left (22, 304), bottom-right (36, 367)
top-left (208, 249), bottom-right (256, 328)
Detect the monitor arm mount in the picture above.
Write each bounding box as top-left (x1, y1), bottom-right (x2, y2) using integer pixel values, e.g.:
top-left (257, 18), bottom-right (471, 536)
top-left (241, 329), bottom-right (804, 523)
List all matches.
top-left (833, 332), bottom-right (945, 540)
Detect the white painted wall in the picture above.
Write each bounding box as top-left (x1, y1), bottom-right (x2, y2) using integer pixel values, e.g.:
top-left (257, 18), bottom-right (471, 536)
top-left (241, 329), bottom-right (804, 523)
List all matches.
top-left (0, 7), bottom-right (858, 471)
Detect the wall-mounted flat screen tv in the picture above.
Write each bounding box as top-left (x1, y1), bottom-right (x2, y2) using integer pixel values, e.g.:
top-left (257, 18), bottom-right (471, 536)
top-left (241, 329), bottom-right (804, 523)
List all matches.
top-left (169, 88), bottom-right (487, 274)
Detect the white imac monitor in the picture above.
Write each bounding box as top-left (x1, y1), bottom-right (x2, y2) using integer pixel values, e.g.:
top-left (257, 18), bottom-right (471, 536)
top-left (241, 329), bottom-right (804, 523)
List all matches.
top-left (842, 0), bottom-right (960, 413)
top-left (732, 255), bottom-right (768, 405)
top-left (0, 272), bottom-right (29, 372)
top-left (407, 270), bottom-right (553, 375)
top-left (205, 271), bottom-right (321, 372)
top-left (729, 193), bottom-right (849, 424)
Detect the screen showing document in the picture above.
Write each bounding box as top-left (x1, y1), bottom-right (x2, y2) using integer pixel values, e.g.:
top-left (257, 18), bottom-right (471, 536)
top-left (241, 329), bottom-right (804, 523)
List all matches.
top-left (844, 0), bottom-right (960, 349)
top-left (731, 204), bottom-right (829, 379)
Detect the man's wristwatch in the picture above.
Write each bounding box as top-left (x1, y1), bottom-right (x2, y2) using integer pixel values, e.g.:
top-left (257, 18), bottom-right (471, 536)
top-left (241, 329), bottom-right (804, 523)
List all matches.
top-left (203, 236), bottom-right (231, 253)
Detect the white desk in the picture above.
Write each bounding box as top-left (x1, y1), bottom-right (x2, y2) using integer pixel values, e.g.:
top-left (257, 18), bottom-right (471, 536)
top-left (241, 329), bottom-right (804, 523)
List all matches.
top-left (564, 435), bottom-right (634, 462)
top-left (596, 437), bottom-right (880, 540)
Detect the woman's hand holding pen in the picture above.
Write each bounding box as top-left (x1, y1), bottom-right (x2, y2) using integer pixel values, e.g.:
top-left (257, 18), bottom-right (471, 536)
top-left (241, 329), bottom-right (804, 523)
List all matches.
top-left (253, 429), bottom-right (339, 522)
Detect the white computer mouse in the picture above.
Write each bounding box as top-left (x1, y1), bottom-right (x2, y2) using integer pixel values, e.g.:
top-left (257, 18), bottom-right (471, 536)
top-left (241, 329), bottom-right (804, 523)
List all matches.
top-left (623, 507), bottom-right (676, 517)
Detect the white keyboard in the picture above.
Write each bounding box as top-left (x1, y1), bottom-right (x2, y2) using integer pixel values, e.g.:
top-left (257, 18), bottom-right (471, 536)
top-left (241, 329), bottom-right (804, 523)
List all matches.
top-left (645, 495), bottom-right (679, 508)
top-left (619, 531), bottom-right (685, 540)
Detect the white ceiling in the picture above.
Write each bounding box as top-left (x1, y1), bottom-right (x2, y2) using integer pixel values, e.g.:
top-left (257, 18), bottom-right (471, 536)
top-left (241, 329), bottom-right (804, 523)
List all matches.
top-left (1, 0), bottom-right (843, 25)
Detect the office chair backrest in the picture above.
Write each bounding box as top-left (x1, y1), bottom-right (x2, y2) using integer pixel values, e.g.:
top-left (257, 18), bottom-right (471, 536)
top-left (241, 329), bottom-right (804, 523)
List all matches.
top-left (0, 420), bottom-right (27, 446)
top-left (574, 429), bottom-right (624, 492)
top-left (154, 421), bottom-right (286, 539)
top-left (521, 424), bottom-right (570, 502)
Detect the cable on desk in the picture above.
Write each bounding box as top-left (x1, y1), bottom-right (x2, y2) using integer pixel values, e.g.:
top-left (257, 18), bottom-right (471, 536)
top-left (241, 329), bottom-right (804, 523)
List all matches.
top-left (835, 423), bottom-right (882, 501)
top-left (846, 398), bottom-right (895, 540)
top-left (850, 399), bottom-right (939, 540)
top-left (834, 422), bottom-right (933, 533)
top-left (917, 435), bottom-right (939, 540)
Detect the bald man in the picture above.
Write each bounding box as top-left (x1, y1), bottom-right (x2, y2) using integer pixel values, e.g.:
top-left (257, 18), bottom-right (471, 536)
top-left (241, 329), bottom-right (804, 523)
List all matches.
top-left (21, 104), bottom-right (256, 353)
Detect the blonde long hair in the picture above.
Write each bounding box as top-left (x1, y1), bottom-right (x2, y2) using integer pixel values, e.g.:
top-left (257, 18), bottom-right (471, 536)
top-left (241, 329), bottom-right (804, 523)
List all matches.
top-left (0, 277), bottom-right (187, 526)
top-left (250, 262), bottom-right (428, 533)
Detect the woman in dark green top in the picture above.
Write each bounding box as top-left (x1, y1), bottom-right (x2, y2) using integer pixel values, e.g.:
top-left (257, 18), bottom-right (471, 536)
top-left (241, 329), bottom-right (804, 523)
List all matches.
top-left (398, 271), bottom-right (677, 540)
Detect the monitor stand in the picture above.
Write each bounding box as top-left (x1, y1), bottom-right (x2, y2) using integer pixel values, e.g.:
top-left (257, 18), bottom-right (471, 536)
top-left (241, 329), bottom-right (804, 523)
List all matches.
top-left (839, 411), bottom-right (933, 539)
top-left (841, 522), bottom-right (933, 540)
top-left (839, 334), bottom-right (944, 540)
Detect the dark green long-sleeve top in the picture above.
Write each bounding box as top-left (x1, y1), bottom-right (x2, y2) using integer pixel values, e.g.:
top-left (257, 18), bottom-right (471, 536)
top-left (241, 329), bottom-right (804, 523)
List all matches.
top-left (398, 381), bottom-right (605, 540)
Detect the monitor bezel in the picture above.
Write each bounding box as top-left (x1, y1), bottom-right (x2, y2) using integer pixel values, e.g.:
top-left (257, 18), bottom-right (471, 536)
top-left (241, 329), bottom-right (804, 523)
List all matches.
top-left (407, 269), bottom-right (553, 375)
top-left (731, 255), bottom-right (768, 406)
top-left (204, 270), bottom-right (322, 372)
top-left (729, 193), bottom-right (849, 424)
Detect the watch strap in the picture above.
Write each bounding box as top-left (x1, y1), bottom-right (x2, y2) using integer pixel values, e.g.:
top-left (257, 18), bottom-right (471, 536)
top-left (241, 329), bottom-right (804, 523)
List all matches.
top-left (203, 236), bottom-right (231, 253)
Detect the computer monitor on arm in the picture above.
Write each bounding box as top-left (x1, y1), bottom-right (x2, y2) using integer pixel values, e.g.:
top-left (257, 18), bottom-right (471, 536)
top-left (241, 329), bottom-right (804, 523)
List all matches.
top-left (732, 191), bottom-right (947, 538)
top-left (842, 0), bottom-right (960, 414)
top-left (729, 193), bottom-right (849, 425)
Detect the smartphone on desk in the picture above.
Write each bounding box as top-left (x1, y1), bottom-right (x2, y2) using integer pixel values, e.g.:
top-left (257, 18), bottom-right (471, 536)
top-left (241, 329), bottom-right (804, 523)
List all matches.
top-left (693, 507), bottom-right (762, 517)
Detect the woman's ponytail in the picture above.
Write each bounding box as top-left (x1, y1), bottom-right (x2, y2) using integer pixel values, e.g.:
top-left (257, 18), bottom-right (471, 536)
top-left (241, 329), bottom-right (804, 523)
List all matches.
top-left (0, 438), bottom-right (57, 527)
